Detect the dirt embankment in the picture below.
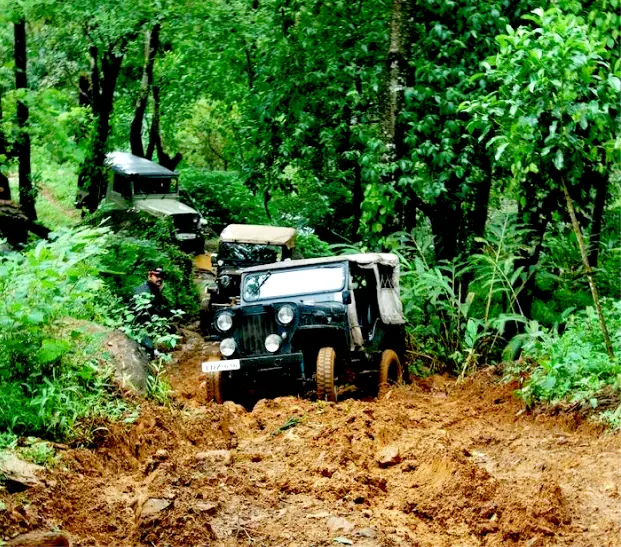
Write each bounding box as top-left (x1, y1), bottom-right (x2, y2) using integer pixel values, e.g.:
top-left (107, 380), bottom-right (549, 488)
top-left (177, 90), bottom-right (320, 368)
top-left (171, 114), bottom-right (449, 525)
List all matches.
top-left (1, 341), bottom-right (619, 547)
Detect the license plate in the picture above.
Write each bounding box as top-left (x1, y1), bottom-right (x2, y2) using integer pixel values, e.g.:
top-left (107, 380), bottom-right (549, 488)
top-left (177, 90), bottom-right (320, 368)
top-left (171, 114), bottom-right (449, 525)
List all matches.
top-left (201, 359), bottom-right (241, 373)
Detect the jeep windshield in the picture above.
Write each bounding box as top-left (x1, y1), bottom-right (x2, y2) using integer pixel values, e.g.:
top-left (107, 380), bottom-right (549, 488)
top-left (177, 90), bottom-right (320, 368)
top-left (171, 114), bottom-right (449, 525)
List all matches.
top-left (242, 264), bottom-right (346, 302)
top-left (219, 242), bottom-right (281, 267)
top-left (133, 177), bottom-right (178, 195)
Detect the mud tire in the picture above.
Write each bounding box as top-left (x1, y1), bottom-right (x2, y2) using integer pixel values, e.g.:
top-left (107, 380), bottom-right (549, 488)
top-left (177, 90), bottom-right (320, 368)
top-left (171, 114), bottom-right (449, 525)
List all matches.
top-left (205, 372), bottom-right (223, 403)
top-left (378, 349), bottom-right (403, 399)
top-left (316, 347), bottom-right (337, 402)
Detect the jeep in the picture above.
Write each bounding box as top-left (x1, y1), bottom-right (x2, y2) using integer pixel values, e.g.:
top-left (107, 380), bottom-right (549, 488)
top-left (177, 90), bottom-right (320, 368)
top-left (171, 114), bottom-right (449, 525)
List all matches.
top-left (101, 152), bottom-right (206, 253)
top-left (201, 253), bottom-right (407, 402)
top-left (200, 224), bottom-right (297, 335)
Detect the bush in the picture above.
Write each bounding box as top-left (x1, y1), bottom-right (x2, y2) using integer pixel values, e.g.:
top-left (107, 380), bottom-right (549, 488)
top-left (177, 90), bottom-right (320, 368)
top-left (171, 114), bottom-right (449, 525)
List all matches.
top-left (296, 233), bottom-right (332, 258)
top-left (0, 228), bottom-right (132, 441)
top-left (517, 299), bottom-right (621, 408)
top-left (395, 213), bottom-right (529, 374)
top-left (87, 210), bottom-right (198, 313)
top-left (179, 168), bottom-right (267, 233)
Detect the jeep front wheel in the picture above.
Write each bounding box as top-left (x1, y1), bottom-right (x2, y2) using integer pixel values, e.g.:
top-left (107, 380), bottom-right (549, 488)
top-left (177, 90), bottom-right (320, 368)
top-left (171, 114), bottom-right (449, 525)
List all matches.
top-left (378, 349), bottom-right (403, 399)
top-left (316, 347), bottom-right (337, 402)
top-left (205, 371), bottom-right (223, 403)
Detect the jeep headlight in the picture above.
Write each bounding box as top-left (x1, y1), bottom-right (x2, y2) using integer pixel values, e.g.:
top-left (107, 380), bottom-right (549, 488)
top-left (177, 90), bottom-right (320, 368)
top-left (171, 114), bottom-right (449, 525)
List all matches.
top-left (216, 311), bottom-right (234, 332)
top-left (220, 337), bottom-right (236, 357)
top-left (219, 274), bottom-right (232, 288)
top-left (277, 305), bottom-right (294, 325)
top-left (265, 334), bottom-right (282, 353)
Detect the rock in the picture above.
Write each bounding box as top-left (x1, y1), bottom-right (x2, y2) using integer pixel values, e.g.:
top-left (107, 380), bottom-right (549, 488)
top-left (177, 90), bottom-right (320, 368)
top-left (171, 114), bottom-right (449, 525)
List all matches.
top-left (196, 501), bottom-right (219, 515)
top-left (0, 453), bottom-right (43, 491)
top-left (327, 516), bottom-right (355, 533)
top-left (103, 329), bottom-right (151, 393)
top-left (140, 498), bottom-right (171, 519)
top-left (7, 531), bottom-right (71, 547)
top-left (154, 449), bottom-right (169, 461)
top-left (195, 450), bottom-right (232, 465)
top-left (357, 527), bottom-right (376, 538)
top-left (376, 445), bottom-right (401, 468)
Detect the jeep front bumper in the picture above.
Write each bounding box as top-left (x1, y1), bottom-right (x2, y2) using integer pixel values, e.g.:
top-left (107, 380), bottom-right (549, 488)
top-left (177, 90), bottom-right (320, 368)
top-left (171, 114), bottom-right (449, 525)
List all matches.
top-left (201, 352), bottom-right (304, 374)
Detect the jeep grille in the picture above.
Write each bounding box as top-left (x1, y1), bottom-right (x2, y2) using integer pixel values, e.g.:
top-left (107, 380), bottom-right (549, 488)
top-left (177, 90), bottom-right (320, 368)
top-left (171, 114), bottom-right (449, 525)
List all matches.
top-left (173, 213), bottom-right (197, 233)
top-left (241, 308), bottom-right (277, 355)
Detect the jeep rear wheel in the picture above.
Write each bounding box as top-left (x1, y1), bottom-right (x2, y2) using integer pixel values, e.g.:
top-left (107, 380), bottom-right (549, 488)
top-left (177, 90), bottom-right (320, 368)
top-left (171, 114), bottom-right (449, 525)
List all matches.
top-left (378, 349), bottom-right (403, 399)
top-left (316, 347), bottom-right (337, 402)
top-left (205, 371), bottom-right (223, 403)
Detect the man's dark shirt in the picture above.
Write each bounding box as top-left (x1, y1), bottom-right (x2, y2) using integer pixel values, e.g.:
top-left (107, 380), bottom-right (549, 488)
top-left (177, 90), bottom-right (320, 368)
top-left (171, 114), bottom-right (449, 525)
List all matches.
top-left (133, 281), bottom-right (169, 320)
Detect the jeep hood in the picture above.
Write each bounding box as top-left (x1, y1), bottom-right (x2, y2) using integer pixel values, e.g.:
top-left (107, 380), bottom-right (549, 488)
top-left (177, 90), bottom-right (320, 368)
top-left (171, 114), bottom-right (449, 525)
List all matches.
top-left (134, 199), bottom-right (198, 216)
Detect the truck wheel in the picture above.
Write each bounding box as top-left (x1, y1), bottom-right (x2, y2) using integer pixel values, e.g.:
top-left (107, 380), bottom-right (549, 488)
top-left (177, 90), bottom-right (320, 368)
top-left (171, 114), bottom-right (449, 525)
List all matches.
top-left (316, 347), bottom-right (337, 402)
top-left (378, 349), bottom-right (403, 399)
top-left (205, 372), bottom-right (223, 403)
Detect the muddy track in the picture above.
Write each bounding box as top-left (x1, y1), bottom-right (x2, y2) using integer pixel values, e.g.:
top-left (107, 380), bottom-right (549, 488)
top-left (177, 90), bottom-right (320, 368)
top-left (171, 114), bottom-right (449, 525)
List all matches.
top-left (1, 334), bottom-right (619, 547)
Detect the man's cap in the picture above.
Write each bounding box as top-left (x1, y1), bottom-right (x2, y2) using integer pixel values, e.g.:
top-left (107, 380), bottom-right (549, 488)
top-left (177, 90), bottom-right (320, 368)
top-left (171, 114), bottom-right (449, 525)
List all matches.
top-left (150, 267), bottom-right (165, 278)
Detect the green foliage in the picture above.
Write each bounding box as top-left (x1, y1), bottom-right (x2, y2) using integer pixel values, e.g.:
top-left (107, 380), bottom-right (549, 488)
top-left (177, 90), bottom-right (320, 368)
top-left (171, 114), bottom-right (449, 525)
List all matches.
top-left (0, 228), bottom-right (133, 441)
top-left (517, 299), bottom-right (621, 407)
top-left (116, 292), bottom-right (183, 351)
top-left (396, 213), bottom-right (529, 373)
top-left (296, 233), bottom-right (332, 259)
top-left (19, 440), bottom-right (58, 466)
top-left (463, 5), bottom-right (620, 184)
top-left (179, 168), bottom-right (267, 233)
top-left (145, 355), bottom-right (173, 405)
top-left (88, 210), bottom-right (198, 313)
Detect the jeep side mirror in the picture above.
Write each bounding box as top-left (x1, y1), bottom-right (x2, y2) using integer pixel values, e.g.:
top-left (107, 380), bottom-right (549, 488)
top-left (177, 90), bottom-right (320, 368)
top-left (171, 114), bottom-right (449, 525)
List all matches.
top-left (342, 290), bottom-right (352, 305)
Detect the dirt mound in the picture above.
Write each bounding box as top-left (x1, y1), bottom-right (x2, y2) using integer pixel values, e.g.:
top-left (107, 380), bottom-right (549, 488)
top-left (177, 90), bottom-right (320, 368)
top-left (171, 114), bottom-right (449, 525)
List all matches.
top-left (1, 364), bottom-right (619, 547)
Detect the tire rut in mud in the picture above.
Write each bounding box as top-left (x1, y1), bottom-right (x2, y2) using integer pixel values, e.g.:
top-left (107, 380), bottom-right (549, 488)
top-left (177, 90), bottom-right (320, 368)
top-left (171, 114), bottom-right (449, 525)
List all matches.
top-left (1, 353), bottom-right (619, 547)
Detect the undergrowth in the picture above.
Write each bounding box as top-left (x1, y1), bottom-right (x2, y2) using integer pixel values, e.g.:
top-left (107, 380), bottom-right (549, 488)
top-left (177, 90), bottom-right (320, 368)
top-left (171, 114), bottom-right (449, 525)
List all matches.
top-left (86, 209), bottom-right (198, 313)
top-left (517, 299), bottom-right (621, 411)
top-left (0, 228), bottom-right (134, 442)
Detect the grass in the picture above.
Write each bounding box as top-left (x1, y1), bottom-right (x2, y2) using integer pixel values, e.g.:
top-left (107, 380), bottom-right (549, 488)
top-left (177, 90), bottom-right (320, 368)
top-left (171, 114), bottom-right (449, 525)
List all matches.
top-left (7, 153), bottom-right (80, 231)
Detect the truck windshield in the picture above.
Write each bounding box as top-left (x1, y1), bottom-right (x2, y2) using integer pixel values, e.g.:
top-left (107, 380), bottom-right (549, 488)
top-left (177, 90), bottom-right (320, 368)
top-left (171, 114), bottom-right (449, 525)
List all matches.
top-left (243, 265), bottom-right (346, 302)
top-left (218, 242), bottom-right (281, 266)
top-left (133, 177), bottom-right (178, 195)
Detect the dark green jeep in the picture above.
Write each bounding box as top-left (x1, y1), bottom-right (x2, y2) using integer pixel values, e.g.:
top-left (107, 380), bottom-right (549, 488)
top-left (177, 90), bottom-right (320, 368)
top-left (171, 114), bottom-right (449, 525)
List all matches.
top-left (200, 253), bottom-right (407, 403)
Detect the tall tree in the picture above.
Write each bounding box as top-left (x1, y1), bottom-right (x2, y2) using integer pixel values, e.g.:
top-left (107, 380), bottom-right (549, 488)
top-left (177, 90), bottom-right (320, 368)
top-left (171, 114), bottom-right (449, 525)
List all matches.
top-left (77, 43), bottom-right (127, 212)
top-left (464, 6), bottom-right (620, 357)
top-left (130, 23), bottom-right (160, 157)
top-left (14, 19), bottom-right (35, 220)
top-left (0, 86), bottom-right (10, 201)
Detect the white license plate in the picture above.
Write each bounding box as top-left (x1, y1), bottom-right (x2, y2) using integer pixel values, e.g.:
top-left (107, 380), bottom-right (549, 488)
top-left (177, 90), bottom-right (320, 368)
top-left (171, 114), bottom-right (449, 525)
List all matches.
top-left (201, 359), bottom-right (241, 373)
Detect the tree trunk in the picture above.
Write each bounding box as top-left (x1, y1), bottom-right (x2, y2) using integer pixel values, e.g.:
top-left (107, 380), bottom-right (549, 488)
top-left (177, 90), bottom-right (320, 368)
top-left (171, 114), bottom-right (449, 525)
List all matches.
top-left (588, 171), bottom-right (608, 269)
top-left (14, 19), bottom-right (36, 220)
top-left (429, 197), bottom-right (462, 261)
top-left (77, 46), bottom-right (124, 212)
top-left (147, 86), bottom-right (182, 170)
top-left (244, 44), bottom-right (254, 90)
top-left (384, 0), bottom-right (406, 146)
top-left (0, 87), bottom-right (10, 201)
top-left (130, 24), bottom-right (160, 157)
top-left (561, 177), bottom-right (614, 360)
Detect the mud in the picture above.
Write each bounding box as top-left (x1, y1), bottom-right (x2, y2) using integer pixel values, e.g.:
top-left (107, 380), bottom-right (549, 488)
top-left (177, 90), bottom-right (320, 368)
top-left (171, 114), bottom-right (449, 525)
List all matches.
top-left (1, 339), bottom-right (619, 547)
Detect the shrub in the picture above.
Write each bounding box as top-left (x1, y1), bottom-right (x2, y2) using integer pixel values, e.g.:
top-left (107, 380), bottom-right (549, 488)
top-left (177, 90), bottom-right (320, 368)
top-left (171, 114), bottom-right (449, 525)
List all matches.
top-left (517, 299), bottom-right (621, 407)
top-left (296, 233), bottom-right (332, 258)
top-left (395, 213), bottom-right (528, 374)
top-left (87, 210), bottom-right (198, 313)
top-left (0, 228), bottom-right (132, 441)
top-left (179, 168), bottom-right (267, 233)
